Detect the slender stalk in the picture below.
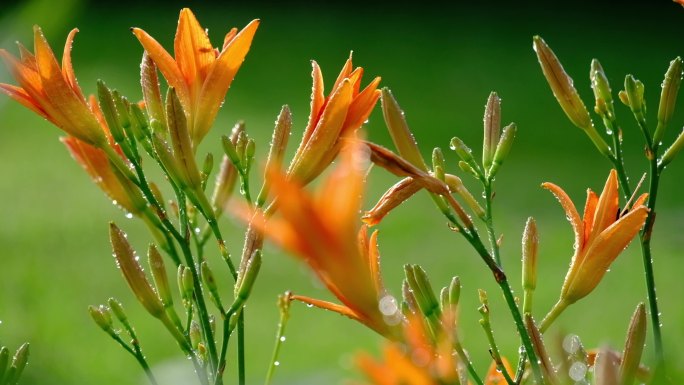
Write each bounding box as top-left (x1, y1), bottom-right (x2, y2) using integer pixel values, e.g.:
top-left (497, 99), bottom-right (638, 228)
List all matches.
top-left (237, 312), bottom-right (246, 385)
top-left (539, 299), bottom-right (568, 333)
top-left (513, 351), bottom-right (526, 385)
top-left (264, 304), bottom-right (291, 385)
top-left (453, 340), bottom-right (484, 385)
top-left (483, 181), bottom-right (502, 267)
top-left (110, 333), bottom-right (159, 385)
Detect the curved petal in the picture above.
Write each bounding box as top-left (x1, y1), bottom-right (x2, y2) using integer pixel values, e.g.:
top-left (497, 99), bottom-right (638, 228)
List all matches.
top-left (131, 27), bottom-right (189, 107)
top-left (61, 28), bottom-right (85, 102)
top-left (302, 60), bottom-right (326, 145)
top-left (0, 83), bottom-right (48, 119)
top-left (344, 77), bottom-right (381, 132)
top-left (289, 294), bottom-right (362, 322)
top-left (542, 181), bottom-right (583, 251)
top-left (582, 189), bottom-right (598, 250)
top-left (194, 19), bottom-right (259, 143)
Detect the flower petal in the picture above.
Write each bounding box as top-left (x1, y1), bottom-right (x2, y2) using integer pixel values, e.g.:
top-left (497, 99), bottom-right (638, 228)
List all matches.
top-left (174, 8), bottom-right (215, 89)
top-left (564, 206), bottom-right (648, 302)
top-left (589, 169), bottom-right (619, 241)
top-left (542, 181), bottom-right (583, 253)
top-left (0, 83), bottom-right (48, 119)
top-left (131, 27), bottom-right (189, 107)
top-left (194, 19), bottom-right (259, 143)
top-left (582, 189), bottom-right (598, 249)
top-left (302, 60), bottom-right (326, 145)
top-left (61, 28), bottom-right (85, 102)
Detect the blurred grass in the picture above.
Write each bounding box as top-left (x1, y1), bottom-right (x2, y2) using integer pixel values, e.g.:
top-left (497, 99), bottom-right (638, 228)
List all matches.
top-left (0, 1), bottom-right (683, 384)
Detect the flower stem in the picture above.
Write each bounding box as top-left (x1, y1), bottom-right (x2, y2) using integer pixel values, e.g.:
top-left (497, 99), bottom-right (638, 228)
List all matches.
top-left (483, 181), bottom-right (502, 267)
top-left (539, 299), bottom-right (568, 333)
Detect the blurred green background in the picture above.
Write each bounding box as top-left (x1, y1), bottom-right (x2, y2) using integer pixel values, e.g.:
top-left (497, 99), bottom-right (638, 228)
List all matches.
top-left (1, 1), bottom-right (683, 384)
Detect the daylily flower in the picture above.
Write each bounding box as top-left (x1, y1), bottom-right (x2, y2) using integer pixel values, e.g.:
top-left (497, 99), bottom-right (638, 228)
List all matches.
top-left (287, 55), bottom-right (381, 184)
top-left (132, 8), bottom-right (259, 145)
top-left (238, 140), bottom-right (398, 338)
top-left (0, 27), bottom-right (106, 146)
top-left (540, 170), bottom-right (649, 331)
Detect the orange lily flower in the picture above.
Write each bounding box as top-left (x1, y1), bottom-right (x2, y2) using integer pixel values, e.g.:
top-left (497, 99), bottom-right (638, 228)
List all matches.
top-left (287, 55), bottom-right (381, 184)
top-left (240, 140), bottom-right (397, 338)
top-left (132, 8), bottom-right (259, 145)
top-left (62, 95), bottom-right (146, 215)
top-left (540, 170), bottom-right (649, 331)
top-left (0, 27), bottom-right (106, 146)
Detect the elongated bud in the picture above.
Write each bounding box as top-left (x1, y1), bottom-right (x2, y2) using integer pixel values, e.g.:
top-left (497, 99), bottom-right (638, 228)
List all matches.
top-left (591, 59), bottom-right (614, 119)
top-left (0, 347), bottom-right (9, 382)
top-left (147, 245), bottom-right (172, 307)
top-left (140, 52), bottom-right (167, 134)
top-left (8, 343), bottom-right (29, 384)
top-left (404, 265), bottom-right (441, 319)
top-left (88, 305), bottom-right (114, 333)
top-left (189, 321), bottom-right (201, 349)
top-left (432, 147), bottom-right (446, 179)
top-left (458, 160), bottom-right (479, 178)
top-left (129, 103), bottom-right (150, 141)
top-left (244, 138), bottom-right (256, 168)
top-left (594, 348), bottom-right (620, 385)
top-left (624, 75), bottom-right (646, 122)
top-left (619, 303), bottom-right (647, 385)
top-left (401, 279), bottom-right (419, 315)
top-left (449, 276), bottom-right (461, 307)
top-left (655, 57), bottom-right (683, 144)
top-left (257, 106), bottom-right (292, 206)
top-left (483, 92), bottom-right (501, 172)
top-left (98, 80), bottom-right (125, 143)
top-left (202, 153), bottom-right (214, 179)
top-left (444, 174), bottom-right (485, 219)
top-left (222, 134), bottom-right (241, 166)
top-left (533, 36), bottom-right (593, 130)
top-left (112, 90), bottom-right (132, 133)
top-left (178, 266), bottom-right (194, 306)
top-left (477, 289), bottom-right (489, 316)
top-left (166, 88), bottom-right (201, 189)
top-left (449, 137), bottom-right (476, 165)
top-left (211, 155), bottom-right (238, 215)
top-left (381, 88), bottom-right (428, 171)
top-left (235, 250), bottom-right (262, 302)
top-left (660, 127), bottom-right (684, 168)
top-left (488, 123), bottom-right (516, 177)
top-left (439, 287), bottom-right (449, 312)
top-left (107, 297), bottom-right (128, 323)
top-left (525, 314), bottom-right (560, 385)
top-left (110, 223), bottom-right (164, 318)
top-left (363, 177), bottom-right (421, 226)
top-left (522, 217), bottom-right (538, 291)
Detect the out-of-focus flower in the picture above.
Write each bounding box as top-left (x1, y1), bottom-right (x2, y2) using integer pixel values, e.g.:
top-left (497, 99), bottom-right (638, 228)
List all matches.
top-left (0, 27), bottom-right (106, 146)
top-left (540, 170), bottom-right (649, 331)
top-left (237, 140), bottom-right (397, 338)
top-left (132, 8), bottom-right (259, 145)
top-left (287, 55), bottom-right (381, 184)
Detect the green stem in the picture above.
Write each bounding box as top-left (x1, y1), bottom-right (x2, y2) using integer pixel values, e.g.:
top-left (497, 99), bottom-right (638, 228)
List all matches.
top-left (177, 193), bottom-right (220, 378)
top-left (480, 314), bottom-right (514, 385)
top-left (498, 279), bottom-right (544, 383)
top-left (483, 180), bottom-right (502, 267)
top-left (110, 333), bottom-right (159, 385)
top-left (237, 312), bottom-right (246, 385)
top-left (539, 299), bottom-right (568, 333)
top-left (453, 340), bottom-right (484, 385)
top-left (641, 155), bottom-right (664, 363)
top-left (264, 306), bottom-right (291, 385)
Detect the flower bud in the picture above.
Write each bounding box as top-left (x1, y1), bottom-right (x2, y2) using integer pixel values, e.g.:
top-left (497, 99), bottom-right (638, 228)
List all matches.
top-left (522, 217), bottom-right (538, 292)
top-left (449, 137), bottom-right (476, 166)
top-left (107, 297), bottom-right (128, 323)
top-left (88, 305), bottom-right (114, 333)
top-left (189, 321), bottom-right (201, 350)
top-left (483, 92), bottom-right (501, 172)
top-left (525, 314), bottom-right (559, 385)
top-left (110, 223), bottom-right (165, 318)
top-left (0, 347), bottom-right (9, 381)
top-left (533, 36), bottom-right (593, 130)
top-left (381, 88), bottom-right (428, 171)
top-left (8, 343), bottom-right (29, 384)
top-left (619, 303), bottom-right (647, 385)
top-left (166, 88), bottom-right (202, 189)
top-left (431, 147), bottom-right (446, 181)
top-left (660, 127), bottom-right (684, 168)
top-left (591, 59), bottom-right (614, 119)
top-left (257, 105), bottom-right (292, 206)
top-left (448, 276), bottom-right (461, 308)
top-left (97, 80), bottom-right (125, 143)
top-left (211, 155), bottom-right (238, 216)
top-left (624, 75), bottom-right (646, 123)
top-left (488, 123), bottom-right (516, 177)
top-left (458, 160), bottom-right (479, 178)
top-left (178, 265), bottom-right (194, 307)
top-left (404, 264), bottom-right (441, 322)
top-left (594, 348), bottom-right (620, 385)
top-left (140, 52), bottom-right (167, 135)
top-left (444, 174), bottom-right (485, 219)
top-left (148, 245), bottom-right (173, 308)
top-left (401, 279), bottom-right (419, 315)
top-left (363, 177), bottom-right (421, 226)
top-left (655, 57), bottom-right (682, 144)
top-left (129, 103), bottom-right (151, 141)
top-left (235, 250), bottom-right (261, 302)
top-left (201, 261), bottom-right (223, 310)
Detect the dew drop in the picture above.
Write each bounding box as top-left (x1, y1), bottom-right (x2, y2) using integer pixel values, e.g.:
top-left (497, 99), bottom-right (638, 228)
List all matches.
top-left (563, 334), bottom-right (581, 354)
top-left (378, 295), bottom-right (398, 316)
top-left (279, 336), bottom-right (286, 342)
top-left (568, 361), bottom-right (587, 381)
top-left (125, 212), bottom-right (133, 219)
top-left (274, 361), bottom-right (280, 366)
top-left (306, 303), bottom-right (314, 308)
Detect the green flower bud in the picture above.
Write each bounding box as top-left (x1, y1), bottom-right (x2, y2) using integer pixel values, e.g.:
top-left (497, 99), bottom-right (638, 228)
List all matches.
top-left (107, 298), bottom-right (128, 324)
top-left (488, 123), bottom-right (516, 177)
top-left (591, 59), bottom-right (614, 120)
top-left (655, 57), bottom-right (683, 145)
top-left (619, 303), bottom-right (647, 385)
top-left (97, 80), bottom-right (125, 143)
top-left (140, 52), bottom-right (167, 134)
top-left (483, 92), bottom-right (501, 172)
top-left (381, 88), bottom-right (428, 171)
top-left (148, 245), bottom-right (172, 308)
top-left (88, 305), bottom-right (113, 333)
